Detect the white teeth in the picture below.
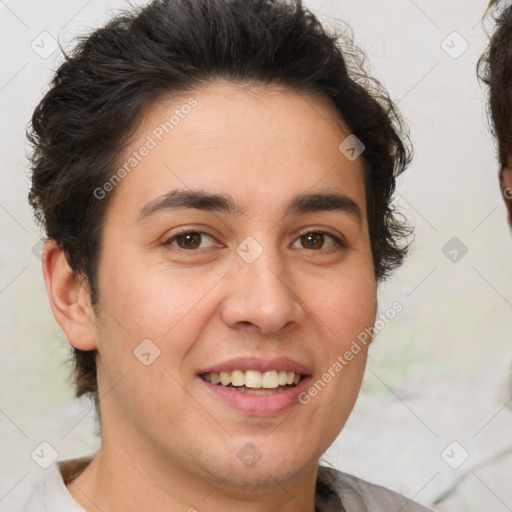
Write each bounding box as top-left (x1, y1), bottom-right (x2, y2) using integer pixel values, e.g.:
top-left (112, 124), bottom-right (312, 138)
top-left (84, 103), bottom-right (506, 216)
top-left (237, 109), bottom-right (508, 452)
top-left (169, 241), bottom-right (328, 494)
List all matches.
top-left (231, 370), bottom-right (245, 387)
top-left (245, 370), bottom-right (262, 388)
top-left (220, 371), bottom-right (230, 386)
top-left (262, 371), bottom-right (279, 388)
top-left (202, 370), bottom-right (302, 389)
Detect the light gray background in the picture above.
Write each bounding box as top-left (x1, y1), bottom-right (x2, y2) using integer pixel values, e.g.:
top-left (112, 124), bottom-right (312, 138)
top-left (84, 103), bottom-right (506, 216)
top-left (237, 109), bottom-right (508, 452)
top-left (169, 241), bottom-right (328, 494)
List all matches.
top-left (1, 1), bottom-right (511, 511)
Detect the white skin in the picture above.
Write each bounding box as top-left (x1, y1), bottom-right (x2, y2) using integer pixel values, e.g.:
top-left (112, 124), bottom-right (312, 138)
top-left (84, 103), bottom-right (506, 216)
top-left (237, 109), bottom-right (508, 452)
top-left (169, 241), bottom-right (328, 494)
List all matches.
top-left (43, 80), bottom-right (377, 512)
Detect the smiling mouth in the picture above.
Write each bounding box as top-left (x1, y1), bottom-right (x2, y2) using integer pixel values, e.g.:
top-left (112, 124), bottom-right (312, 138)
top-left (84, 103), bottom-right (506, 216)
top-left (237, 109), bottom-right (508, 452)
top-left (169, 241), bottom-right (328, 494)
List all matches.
top-left (199, 370), bottom-right (303, 395)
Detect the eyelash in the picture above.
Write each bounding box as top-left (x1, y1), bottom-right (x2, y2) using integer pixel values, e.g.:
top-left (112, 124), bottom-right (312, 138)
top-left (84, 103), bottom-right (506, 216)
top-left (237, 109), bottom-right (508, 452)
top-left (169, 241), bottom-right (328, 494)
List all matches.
top-left (161, 228), bottom-right (346, 253)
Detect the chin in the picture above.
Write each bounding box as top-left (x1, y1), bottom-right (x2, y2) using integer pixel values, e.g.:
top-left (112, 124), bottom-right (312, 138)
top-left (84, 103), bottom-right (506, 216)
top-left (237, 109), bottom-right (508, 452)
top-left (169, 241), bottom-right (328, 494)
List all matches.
top-left (226, 440), bottom-right (317, 485)
top-left (221, 458), bottom-right (312, 489)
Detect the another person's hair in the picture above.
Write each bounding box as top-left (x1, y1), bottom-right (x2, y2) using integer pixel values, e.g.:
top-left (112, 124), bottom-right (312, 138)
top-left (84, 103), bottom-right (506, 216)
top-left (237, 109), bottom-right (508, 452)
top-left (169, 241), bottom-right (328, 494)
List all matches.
top-left (479, 3), bottom-right (512, 206)
top-left (27, 0), bottom-right (412, 409)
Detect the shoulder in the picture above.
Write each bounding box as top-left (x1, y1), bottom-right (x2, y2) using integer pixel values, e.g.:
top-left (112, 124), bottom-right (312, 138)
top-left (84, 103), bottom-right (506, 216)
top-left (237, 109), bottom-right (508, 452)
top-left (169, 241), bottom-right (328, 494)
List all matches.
top-left (21, 457), bottom-right (92, 512)
top-left (21, 478), bottom-right (45, 512)
top-left (317, 465), bottom-right (433, 512)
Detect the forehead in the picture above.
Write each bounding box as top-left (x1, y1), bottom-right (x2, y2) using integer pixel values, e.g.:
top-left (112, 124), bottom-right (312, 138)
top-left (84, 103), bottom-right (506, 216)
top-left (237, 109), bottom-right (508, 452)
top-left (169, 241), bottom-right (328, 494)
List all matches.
top-left (105, 80), bottom-right (367, 221)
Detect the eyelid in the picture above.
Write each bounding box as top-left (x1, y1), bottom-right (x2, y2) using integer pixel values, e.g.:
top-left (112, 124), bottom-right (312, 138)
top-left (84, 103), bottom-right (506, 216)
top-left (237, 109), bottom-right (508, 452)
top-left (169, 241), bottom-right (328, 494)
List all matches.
top-left (294, 226), bottom-right (347, 246)
top-left (161, 226), bottom-right (347, 252)
top-left (292, 227), bottom-right (346, 251)
top-left (161, 228), bottom-right (218, 249)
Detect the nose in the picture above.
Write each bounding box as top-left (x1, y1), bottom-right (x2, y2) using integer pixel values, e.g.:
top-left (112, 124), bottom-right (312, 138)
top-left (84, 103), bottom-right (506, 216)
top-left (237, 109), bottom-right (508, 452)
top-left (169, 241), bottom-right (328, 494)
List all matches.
top-left (220, 241), bottom-right (306, 336)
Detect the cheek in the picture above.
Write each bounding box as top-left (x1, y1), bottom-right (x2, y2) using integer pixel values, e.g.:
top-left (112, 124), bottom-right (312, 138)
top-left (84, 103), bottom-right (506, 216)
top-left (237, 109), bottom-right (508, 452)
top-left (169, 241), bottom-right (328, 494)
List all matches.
top-left (100, 258), bottom-right (203, 336)
top-left (96, 259), bottom-right (225, 387)
top-left (307, 269), bottom-right (377, 342)
top-left (94, 262), bottom-right (209, 424)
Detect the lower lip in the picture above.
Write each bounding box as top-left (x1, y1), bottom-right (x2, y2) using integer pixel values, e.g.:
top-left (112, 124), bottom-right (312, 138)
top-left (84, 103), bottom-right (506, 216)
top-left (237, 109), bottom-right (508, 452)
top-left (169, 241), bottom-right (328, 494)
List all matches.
top-left (197, 376), bottom-right (312, 416)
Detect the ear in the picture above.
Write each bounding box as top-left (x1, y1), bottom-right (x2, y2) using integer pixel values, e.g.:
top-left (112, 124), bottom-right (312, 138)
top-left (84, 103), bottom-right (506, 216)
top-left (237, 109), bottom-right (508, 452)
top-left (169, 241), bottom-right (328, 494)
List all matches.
top-left (500, 164), bottom-right (512, 227)
top-left (42, 239), bottom-right (98, 351)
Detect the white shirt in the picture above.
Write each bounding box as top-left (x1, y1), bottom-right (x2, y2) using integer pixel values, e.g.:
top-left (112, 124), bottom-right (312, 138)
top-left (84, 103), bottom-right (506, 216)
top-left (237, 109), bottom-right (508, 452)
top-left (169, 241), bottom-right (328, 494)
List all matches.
top-left (22, 457), bottom-right (432, 512)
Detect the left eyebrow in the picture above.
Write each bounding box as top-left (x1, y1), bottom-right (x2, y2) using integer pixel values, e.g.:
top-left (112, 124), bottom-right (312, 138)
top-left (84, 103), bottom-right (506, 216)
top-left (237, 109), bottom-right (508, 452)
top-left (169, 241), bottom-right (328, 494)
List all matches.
top-left (137, 188), bottom-right (362, 224)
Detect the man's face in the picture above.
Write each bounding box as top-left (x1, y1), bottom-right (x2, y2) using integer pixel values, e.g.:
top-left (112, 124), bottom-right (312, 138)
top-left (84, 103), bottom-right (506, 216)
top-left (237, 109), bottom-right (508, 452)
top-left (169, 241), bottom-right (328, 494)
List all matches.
top-left (88, 81), bottom-right (377, 490)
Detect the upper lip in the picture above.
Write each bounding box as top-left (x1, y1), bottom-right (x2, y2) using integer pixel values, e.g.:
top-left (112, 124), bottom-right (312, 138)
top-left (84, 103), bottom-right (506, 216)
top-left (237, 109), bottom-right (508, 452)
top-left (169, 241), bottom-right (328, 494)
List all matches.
top-left (197, 356), bottom-right (312, 376)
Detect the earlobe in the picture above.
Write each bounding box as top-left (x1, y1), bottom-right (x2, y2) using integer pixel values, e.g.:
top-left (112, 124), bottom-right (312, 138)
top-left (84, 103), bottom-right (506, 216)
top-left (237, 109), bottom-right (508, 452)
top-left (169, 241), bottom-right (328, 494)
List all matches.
top-left (42, 239), bottom-right (98, 351)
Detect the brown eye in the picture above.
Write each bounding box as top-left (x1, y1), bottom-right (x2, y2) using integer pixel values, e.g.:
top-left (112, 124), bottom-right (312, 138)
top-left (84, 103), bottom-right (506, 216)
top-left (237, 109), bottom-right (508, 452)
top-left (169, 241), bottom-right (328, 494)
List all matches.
top-left (300, 232), bottom-right (325, 250)
top-left (163, 231), bottom-right (215, 250)
top-left (176, 232), bottom-right (202, 249)
top-left (293, 231), bottom-right (343, 251)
